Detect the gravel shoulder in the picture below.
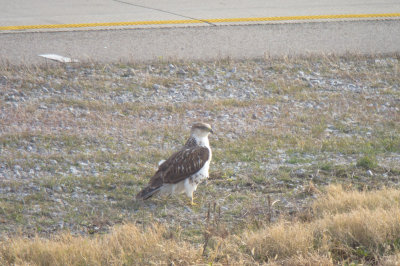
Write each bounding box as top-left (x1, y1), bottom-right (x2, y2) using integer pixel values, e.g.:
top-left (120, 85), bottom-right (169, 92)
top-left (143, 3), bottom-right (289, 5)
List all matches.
top-left (0, 55), bottom-right (399, 238)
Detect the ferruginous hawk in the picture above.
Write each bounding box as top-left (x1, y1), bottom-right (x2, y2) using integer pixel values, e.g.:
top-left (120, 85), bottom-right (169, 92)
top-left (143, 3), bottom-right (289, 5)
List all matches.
top-left (136, 122), bottom-right (213, 205)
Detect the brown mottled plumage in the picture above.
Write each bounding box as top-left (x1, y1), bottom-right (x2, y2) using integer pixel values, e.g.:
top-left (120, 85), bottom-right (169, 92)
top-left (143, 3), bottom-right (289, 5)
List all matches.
top-left (136, 123), bottom-right (213, 204)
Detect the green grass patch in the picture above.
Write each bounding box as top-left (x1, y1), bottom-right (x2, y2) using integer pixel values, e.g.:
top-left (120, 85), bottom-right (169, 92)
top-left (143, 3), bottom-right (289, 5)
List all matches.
top-left (356, 155), bottom-right (378, 170)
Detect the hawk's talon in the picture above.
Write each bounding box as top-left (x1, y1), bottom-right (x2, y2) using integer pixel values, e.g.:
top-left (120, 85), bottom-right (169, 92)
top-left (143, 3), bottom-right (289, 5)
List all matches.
top-left (191, 198), bottom-right (198, 206)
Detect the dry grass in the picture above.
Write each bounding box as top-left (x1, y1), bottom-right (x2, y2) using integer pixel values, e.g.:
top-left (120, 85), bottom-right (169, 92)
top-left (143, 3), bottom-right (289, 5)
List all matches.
top-left (244, 185), bottom-right (400, 264)
top-left (1, 185), bottom-right (400, 265)
top-left (245, 221), bottom-right (315, 261)
top-left (313, 185), bottom-right (400, 215)
top-left (0, 224), bottom-right (203, 265)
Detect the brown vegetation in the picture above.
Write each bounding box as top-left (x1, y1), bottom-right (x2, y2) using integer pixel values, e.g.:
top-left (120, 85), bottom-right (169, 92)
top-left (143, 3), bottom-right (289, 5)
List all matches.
top-left (1, 185), bottom-right (400, 265)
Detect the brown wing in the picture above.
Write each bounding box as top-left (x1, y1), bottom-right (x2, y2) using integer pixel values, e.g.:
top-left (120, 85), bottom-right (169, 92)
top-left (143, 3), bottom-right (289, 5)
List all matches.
top-left (136, 146), bottom-right (209, 200)
top-left (153, 146), bottom-right (210, 184)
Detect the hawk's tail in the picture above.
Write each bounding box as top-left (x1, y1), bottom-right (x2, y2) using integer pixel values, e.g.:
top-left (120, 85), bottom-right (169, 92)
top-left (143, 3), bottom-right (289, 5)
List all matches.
top-left (135, 185), bottom-right (161, 200)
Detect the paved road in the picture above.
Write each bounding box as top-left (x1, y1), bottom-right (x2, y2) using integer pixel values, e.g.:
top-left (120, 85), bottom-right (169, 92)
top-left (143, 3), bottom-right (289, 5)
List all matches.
top-left (0, 0), bottom-right (400, 64)
top-left (1, 0), bottom-right (400, 30)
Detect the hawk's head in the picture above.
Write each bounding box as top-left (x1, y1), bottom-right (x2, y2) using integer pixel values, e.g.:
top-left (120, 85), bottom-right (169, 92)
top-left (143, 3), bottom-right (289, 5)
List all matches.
top-left (191, 122), bottom-right (213, 137)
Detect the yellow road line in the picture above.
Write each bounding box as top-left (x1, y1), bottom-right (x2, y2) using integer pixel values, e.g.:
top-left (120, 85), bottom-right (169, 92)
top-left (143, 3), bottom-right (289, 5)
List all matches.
top-left (1, 13), bottom-right (400, 31)
top-left (206, 13), bottom-right (400, 23)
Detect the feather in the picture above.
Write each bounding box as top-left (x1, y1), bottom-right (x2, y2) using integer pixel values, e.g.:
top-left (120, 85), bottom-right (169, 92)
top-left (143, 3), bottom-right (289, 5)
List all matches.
top-left (136, 171), bottom-right (164, 200)
top-left (160, 146), bottom-right (209, 184)
top-left (135, 185), bottom-right (161, 200)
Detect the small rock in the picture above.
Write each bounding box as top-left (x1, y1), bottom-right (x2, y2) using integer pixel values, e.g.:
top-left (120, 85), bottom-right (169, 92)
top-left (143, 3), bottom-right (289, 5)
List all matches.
top-left (29, 183), bottom-right (40, 191)
top-left (184, 206), bottom-right (193, 213)
top-left (153, 84), bottom-right (161, 91)
top-left (177, 69), bottom-right (187, 75)
top-left (295, 169), bottom-right (306, 177)
top-left (306, 103), bottom-right (314, 109)
top-left (123, 68), bottom-right (135, 77)
top-left (367, 170), bottom-right (373, 177)
top-left (5, 95), bottom-right (16, 102)
top-left (58, 221), bottom-right (64, 229)
top-left (116, 97), bottom-right (125, 104)
top-left (79, 161), bottom-right (88, 167)
top-left (69, 166), bottom-right (79, 175)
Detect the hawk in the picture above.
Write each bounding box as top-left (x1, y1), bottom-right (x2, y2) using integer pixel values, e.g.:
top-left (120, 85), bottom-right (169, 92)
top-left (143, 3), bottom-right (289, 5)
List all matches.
top-left (136, 122), bottom-right (213, 205)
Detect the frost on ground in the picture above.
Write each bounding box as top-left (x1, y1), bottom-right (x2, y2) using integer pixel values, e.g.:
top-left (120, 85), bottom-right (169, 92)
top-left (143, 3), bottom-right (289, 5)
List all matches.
top-left (0, 55), bottom-right (399, 238)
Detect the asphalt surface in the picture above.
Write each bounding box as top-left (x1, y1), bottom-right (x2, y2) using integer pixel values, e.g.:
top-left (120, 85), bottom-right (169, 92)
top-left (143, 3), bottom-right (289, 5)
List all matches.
top-left (2, 0), bottom-right (400, 28)
top-left (1, 0), bottom-right (400, 64)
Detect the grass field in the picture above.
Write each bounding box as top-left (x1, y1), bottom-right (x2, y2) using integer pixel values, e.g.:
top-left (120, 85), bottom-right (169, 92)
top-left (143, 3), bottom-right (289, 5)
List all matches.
top-left (0, 54), bottom-right (399, 264)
